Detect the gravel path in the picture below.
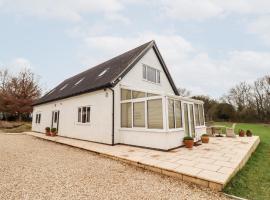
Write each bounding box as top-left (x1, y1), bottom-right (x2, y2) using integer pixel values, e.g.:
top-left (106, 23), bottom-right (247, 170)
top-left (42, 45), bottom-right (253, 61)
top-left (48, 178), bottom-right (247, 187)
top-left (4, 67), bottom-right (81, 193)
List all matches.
top-left (0, 133), bottom-right (231, 200)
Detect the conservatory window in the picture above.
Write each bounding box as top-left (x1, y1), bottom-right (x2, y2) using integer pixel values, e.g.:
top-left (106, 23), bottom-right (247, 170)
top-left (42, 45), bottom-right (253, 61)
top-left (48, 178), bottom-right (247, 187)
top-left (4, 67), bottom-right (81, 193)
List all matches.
top-left (121, 103), bottom-right (132, 128)
top-left (147, 99), bottom-right (163, 129)
top-left (133, 102), bottom-right (145, 127)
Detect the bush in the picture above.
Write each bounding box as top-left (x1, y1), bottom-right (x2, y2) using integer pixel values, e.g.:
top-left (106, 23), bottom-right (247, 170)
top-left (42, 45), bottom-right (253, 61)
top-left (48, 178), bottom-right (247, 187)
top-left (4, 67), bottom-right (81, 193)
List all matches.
top-left (45, 127), bottom-right (50, 132)
top-left (51, 128), bottom-right (57, 133)
top-left (183, 136), bottom-right (193, 141)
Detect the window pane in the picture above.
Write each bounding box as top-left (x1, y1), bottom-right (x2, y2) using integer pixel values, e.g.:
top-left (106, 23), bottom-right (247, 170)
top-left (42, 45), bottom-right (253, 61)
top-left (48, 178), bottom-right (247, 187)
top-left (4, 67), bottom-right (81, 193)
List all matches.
top-left (147, 93), bottom-right (158, 97)
top-left (143, 65), bottom-right (146, 79)
top-left (78, 108), bottom-right (81, 122)
top-left (133, 102), bottom-right (145, 127)
top-left (189, 104), bottom-right (195, 136)
top-left (148, 99), bottom-right (163, 129)
top-left (132, 90), bottom-right (145, 99)
top-left (175, 101), bottom-right (182, 128)
top-left (82, 107), bottom-right (86, 123)
top-left (86, 107), bottom-right (90, 123)
top-left (147, 67), bottom-right (156, 83)
top-left (36, 114), bottom-right (38, 123)
top-left (199, 104), bottom-right (204, 125)
top-left (54, 112), bottom-right (57, 123)
top-left (195, 104), bottom-right (200, 126)
top-left (39, 114), bottom-right (41, 123)
top-left (184, 103), bottom-right (189, 136)
top-left (121, 103), bottom-right (132, 128)
top-left (168, 99), bottom-right (175, 129)
top-left (121, 89), bottom-right (131, 100)
top-left (157, 71), bottom-right (160, 83)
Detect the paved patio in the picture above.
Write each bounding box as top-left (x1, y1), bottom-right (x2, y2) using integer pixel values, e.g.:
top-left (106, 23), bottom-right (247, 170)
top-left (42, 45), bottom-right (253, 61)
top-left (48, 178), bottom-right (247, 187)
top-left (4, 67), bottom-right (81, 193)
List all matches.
top-left (26, 132), bottom-right (259, 191)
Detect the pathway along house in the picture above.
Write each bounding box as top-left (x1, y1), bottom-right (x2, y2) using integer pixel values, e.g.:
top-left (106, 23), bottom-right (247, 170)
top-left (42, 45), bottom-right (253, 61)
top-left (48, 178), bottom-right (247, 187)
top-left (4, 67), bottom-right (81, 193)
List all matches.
top-left (32, 41), bottom-right (206, 150)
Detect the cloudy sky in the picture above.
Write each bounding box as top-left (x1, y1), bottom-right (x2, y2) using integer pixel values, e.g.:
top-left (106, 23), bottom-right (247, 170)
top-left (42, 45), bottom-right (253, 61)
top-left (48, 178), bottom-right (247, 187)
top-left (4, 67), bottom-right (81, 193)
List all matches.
top-left (0, 0), bottom-right (270, 98)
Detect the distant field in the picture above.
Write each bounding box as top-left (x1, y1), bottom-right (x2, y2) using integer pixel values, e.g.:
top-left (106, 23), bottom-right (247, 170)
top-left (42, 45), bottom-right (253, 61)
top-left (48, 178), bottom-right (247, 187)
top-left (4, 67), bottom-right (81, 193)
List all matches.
top-left (215, 122), bottom-right (270, 200)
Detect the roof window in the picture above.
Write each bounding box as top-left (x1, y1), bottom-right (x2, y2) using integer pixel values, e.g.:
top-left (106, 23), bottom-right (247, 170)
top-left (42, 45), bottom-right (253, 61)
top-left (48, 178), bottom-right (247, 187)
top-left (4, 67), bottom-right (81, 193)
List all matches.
top-left (74, 77), bottom-right (85, 86)
top-left (98, 68), bottom-right (109, 77)
top-left (60, 84), bottom-right (68, 91)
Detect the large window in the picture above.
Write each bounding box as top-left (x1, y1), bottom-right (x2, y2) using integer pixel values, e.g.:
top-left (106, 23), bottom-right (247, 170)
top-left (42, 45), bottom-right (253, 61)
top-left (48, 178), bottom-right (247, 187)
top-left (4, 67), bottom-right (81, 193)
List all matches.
top-left (194, 104), bottom-right (200, 126)
top-left (120, 88), bottom-right (163, 129)
top-left (133, 102), bottom-right (145, 127)
top-left (189, 104), bottom-right (195, 136)
top-left (78, 106), bottom-right (90, 123)
top-left (121, 103), bottom-right (132, 128)
top-left (168, 99), bottom-right (175, 129)
top-left (199, 104), bottom-right (204, 126)
top-left (143, 64), bottom-right (161, 84)
top-left (168, 99), bottom-right (183, 129)
top-left (175, 101), bottom-right (182, 128)
top-left (147, 99), bottom-right (163, 129)
top-left (35, 113), bottom-right (41, 124)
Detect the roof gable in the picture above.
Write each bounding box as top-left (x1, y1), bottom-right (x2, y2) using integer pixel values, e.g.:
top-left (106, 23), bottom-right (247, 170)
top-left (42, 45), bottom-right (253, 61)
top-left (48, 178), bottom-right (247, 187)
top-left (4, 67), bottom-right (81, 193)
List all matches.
top-left (34, 40), bottom-right (179, 106)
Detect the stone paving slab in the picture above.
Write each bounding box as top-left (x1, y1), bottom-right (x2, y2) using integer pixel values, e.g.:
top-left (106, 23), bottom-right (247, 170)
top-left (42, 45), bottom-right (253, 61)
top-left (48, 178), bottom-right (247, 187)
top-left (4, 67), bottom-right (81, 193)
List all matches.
top-left (26, 132), bottom-right (260, 191)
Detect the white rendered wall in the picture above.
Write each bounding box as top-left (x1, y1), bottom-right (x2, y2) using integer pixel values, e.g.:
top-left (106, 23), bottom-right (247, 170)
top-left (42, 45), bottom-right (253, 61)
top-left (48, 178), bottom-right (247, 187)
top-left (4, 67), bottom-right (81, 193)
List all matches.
top-left (32, 89), bottom-right (113, 144)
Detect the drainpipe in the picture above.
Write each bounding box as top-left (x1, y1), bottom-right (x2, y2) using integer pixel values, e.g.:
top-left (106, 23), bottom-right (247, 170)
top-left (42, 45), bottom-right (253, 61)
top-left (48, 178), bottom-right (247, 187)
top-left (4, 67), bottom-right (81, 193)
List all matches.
top-left (108, 87), bottom-right (115, 145)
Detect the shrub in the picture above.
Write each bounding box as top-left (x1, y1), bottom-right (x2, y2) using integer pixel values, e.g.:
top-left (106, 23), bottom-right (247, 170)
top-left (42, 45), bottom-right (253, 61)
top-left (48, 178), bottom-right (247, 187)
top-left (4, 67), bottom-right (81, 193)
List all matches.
top-left (51, 128), bottom-right (57, 133)
top-left (45, 127), bottom-right (50, 132)
top-left (183, 136), bottom-right (193, 141)
top-left (202, 134), bottom-right (209, 137)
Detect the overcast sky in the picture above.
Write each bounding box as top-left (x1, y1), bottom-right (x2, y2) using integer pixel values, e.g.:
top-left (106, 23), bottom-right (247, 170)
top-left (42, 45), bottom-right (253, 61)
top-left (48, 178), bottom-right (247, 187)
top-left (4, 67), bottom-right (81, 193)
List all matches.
top-left (0, 0), bottom-right (270, 98)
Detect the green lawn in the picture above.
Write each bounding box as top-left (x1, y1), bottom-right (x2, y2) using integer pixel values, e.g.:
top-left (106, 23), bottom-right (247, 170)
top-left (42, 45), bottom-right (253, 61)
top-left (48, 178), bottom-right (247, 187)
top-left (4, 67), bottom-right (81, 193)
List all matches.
top-left (215, 122), bottom-right (270, 200)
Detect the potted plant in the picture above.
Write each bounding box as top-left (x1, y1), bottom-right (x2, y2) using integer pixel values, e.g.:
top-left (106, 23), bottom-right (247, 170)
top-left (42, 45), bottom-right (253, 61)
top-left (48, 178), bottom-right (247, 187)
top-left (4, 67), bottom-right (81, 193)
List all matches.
top-left (51, 128), bottom-right (57, 136)
top-left (183, 136), bottom-right (194, 149)
top-left (45, 127), bottom-right (51, 136)
top-left (238, 129), bottom-right (245, 137)
top-left (201, 134), bottom-right (209, 143)
top-left (246, 130), bottom-right (252, 137)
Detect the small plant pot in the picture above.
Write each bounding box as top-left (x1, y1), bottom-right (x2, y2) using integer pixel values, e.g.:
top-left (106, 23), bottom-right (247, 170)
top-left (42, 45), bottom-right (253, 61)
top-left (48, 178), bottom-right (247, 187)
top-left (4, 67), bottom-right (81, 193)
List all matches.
top-left (201, 136), bottom-right (209, 143)
top-left (184, 140), bottom-right (194, 149)
top-left (239, 130), bottom-right (245, 137)
top-left (51, 132), bottom-right (57, 137)
top-left (246, 130), bottom-right (252, 137)
top-left (45, 131), bottom-right (51, 136)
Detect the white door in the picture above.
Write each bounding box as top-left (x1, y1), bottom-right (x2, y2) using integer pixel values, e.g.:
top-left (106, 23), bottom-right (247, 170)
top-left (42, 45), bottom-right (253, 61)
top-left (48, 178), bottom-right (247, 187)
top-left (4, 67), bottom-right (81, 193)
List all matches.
top-left (51, 110), bottom-right (59, 130)
top-left (183, 103), bottom-right (197, 141)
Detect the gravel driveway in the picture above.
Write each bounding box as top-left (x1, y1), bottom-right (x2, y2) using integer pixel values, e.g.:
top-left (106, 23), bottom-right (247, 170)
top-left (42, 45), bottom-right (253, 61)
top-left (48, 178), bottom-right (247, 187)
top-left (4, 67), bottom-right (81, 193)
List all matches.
top-left (0, 133), bottom-right (231, 200)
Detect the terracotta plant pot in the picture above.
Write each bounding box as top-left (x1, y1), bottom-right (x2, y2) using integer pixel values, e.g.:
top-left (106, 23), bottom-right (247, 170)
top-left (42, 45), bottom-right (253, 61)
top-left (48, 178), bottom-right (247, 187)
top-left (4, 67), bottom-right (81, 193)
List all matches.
top-left (239, 129), bottom-right (245, 137)
top-left (246, 130), bottom-right (252, 137)
top-left (201, 135), bottom-right (209, 143)
top-left (45, 131), bottom-right (51, 136)
top-left (184, 140), bottom-right (194, 149)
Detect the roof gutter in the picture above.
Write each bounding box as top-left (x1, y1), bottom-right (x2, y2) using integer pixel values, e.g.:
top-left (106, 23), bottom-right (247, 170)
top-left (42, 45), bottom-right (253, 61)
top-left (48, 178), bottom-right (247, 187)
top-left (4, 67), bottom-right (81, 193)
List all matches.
top-left (108, 87), bottom-right (115, 145)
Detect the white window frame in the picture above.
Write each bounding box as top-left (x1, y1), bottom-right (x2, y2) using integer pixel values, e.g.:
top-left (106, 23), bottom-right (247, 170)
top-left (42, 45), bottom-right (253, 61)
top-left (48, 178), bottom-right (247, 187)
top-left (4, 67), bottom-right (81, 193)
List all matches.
top-left (77, 106), bottom-right (91, 124)
top-left (142, 64), bottom-right (161, 84)
top-left (120, 87), bottom-right (165, 132)
top-left (167, 98), bottom-right (184, 131)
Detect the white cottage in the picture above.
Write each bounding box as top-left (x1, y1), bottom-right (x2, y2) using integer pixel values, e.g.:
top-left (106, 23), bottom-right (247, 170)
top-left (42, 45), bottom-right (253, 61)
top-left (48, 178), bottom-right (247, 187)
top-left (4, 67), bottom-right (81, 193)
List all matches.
top-left (32, 40), bottom-right (206, 151)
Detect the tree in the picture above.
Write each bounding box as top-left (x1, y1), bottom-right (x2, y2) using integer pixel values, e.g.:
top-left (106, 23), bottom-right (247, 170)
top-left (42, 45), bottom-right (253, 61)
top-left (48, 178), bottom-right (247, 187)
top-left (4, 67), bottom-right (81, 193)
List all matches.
top-left (178, 87), bottom-right (191, 97)
top-left (0, 68), bottom-right (42, 121)
top-left (215, 103), bottom-right (235, 121)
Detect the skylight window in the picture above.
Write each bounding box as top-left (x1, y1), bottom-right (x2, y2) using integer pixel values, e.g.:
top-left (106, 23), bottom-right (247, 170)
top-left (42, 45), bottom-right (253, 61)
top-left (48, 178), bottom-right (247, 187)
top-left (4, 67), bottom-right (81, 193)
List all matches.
top-left (74, 77), bottom-right (85, 86)
top-left (60, 84), bottom-right (68, 91)
top-left (98, 68), bottom-right (109, 77)
top-left (46, 89), bottom-right (55, 96)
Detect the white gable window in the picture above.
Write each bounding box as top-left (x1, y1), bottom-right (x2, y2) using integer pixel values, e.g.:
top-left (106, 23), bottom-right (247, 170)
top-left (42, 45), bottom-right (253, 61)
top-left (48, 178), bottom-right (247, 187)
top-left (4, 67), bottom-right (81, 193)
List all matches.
top-left (77, 106), bottom-right (90, 123)
top-left (143, 64), bottom-right (161, 84)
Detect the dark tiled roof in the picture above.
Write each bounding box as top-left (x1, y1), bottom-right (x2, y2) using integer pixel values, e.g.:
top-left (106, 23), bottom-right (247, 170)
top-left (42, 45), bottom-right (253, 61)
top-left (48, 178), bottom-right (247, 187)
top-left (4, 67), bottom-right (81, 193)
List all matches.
top-left (34, 40), bottom-right (179, 106)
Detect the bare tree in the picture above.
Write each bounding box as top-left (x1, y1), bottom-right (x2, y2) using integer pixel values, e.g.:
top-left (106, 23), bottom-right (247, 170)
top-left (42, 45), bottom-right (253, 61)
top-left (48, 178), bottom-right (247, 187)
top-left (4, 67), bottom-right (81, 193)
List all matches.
top-left (0, 68), bottom-right (42, 121)
top-left (177, 87), bottom-right (191, 97)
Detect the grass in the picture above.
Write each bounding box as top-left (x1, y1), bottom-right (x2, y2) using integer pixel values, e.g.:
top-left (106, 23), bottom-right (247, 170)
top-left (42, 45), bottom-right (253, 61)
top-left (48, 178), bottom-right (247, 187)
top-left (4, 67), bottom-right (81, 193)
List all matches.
top-left (215, 122), bottom-right (270, 200)
top-left (0, 121), bottom-right (31, 133)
